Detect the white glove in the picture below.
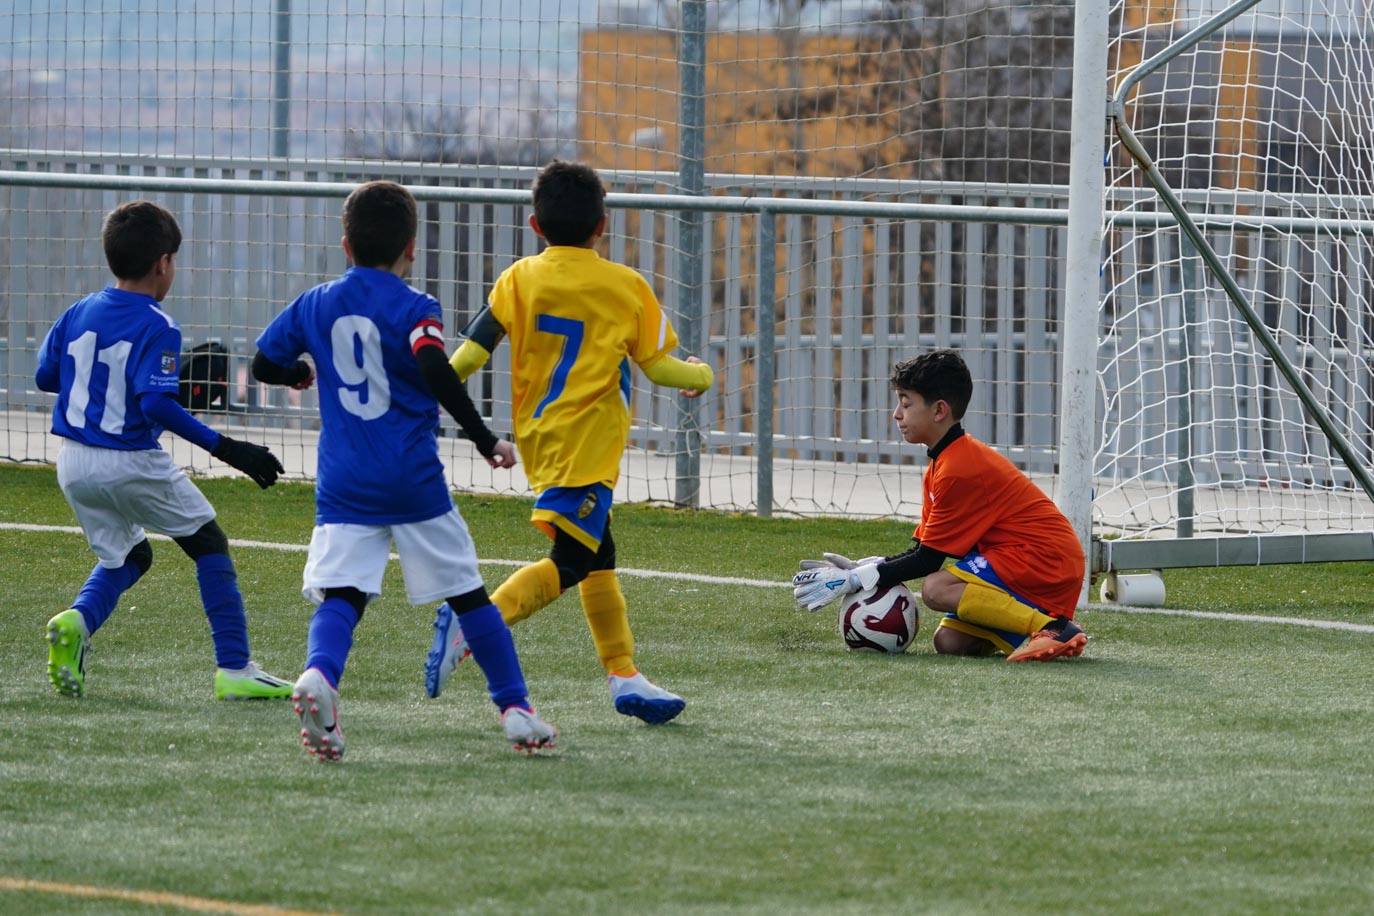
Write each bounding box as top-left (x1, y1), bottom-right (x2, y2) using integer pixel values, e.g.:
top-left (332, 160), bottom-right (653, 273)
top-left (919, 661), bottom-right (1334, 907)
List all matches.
top-left (798, 552), bottom-right (886, 572)
top-left (792, 561), bottom-right (881, 612)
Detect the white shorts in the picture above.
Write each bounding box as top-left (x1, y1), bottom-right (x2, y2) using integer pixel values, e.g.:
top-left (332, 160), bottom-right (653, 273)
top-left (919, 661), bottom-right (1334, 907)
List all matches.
top-left (57, 440), bottom-right (217, 568)
top-left (302, 508), bottom-right (485, 606)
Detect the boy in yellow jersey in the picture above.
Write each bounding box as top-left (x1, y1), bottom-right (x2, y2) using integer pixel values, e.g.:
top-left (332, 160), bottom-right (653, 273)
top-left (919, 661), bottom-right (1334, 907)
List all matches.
top-left (425, 160), bottom-right (714, 723)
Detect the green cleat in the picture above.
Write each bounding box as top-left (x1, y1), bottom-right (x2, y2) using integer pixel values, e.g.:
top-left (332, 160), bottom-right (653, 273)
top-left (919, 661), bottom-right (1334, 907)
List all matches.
top-left (215, 661), bottom-right (295, 700)
top-left (46, 609), bottom-right (89, 698)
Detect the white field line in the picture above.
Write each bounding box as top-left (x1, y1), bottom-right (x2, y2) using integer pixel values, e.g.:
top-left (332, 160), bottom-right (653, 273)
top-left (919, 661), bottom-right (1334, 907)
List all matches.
top-left (6, 521), bottom-right (1374, 633)
top-left (0, 876), bottom-right (331, 916)
top-left (0, 522), bottom-right (782, 588)
top-left (1086, 602), bottom-right (1374, 633)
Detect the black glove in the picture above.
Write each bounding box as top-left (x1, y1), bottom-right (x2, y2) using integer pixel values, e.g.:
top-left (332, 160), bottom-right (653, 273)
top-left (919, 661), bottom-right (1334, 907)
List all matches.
top-left (212, 436), bottom-right (285, 489)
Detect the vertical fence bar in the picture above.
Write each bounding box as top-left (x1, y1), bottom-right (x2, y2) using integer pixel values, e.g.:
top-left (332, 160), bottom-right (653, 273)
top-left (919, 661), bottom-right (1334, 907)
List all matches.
top-left (1177, 237), bottom-right (1199, 537)
top-left (756, 211), bottom-right (777, 517)
top-left (674, 0), bottom-right (707, 507)
top-left (273, 0), bottom-right (291, 159)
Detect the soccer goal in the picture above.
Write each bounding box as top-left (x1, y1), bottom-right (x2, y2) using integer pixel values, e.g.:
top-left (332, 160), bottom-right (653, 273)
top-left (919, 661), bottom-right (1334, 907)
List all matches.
top-left (1095, 0), bottom-right (1374, 591)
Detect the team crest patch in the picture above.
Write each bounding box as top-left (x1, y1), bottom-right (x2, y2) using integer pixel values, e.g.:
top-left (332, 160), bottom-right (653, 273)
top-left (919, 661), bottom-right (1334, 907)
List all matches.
top-left (576, 492), bottom-right (598, 520)
top-left (160, 351), bottom-right (177, 374)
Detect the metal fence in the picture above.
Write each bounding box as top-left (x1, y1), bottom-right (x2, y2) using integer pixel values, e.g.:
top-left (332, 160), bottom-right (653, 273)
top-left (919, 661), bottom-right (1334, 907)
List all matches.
top-left (5, 153), bottom-right (1373, 528)
top-left (0, 153), bottom-right (1074, 516)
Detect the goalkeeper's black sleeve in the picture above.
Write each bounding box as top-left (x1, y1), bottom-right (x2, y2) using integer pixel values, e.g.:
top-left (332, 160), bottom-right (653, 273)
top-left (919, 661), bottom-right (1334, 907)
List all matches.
top-left (251, 350), bottom-right (312, 387)
top-left (875, 542), bottom-right (948, 590)
top-left (413, 345), bottom-right (500, 458)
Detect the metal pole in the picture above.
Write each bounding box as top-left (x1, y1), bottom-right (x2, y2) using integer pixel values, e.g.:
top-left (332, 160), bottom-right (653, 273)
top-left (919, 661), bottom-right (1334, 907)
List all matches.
top-left (273, 0), bottom-right (291, 160)
top-left (674, 0), bottom-right (707, 508)
top-left (755, 211), bottom-right (777, 517)
top-left (1058, 0), bottom-right (1110, 605)
top-left (1177, 238), bottom-right (1199, 538)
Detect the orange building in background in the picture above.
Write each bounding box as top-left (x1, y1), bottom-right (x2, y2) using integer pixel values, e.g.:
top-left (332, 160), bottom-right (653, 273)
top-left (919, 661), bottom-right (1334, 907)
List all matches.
top-left (579, 29), bottom-right (936, 180)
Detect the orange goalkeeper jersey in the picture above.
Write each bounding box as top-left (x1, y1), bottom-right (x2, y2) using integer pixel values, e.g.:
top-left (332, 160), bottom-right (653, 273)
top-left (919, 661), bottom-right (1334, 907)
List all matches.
top-left (915, 432), bottom-right (1085, 616)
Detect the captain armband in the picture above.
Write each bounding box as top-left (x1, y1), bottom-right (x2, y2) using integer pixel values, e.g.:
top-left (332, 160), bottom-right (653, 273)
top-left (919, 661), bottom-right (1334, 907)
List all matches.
top-left (409, 319), bottom-right (445, 354)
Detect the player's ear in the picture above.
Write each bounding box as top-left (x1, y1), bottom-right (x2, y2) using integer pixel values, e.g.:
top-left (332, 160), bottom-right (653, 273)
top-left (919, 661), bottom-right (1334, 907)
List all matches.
top-left (592, 214), bottom-right (608, 239)
top-left (529, 215), bottom-right (545, 238)
top-left (340, 236), bottom-right (353, 264)
top-left (403, 237), bottom-right (417, 263)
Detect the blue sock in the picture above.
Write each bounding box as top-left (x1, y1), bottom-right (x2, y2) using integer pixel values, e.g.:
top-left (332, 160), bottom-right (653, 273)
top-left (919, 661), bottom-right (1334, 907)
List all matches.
top-left (194, 553), bottom-right (251, 670)
top-left (305, 598), bottom-right (359, 689)
top-left (457, 603), bottom-right (530, 712)
top-left (72, 560), bottom-right (145, 634)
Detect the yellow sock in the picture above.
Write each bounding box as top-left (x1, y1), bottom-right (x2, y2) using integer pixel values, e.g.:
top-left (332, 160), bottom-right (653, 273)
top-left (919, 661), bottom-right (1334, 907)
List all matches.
top-left (491, 559), bottom-right (562, 626)
top-left (955, 582), bottom-right (1054, 636)
top-left (579, 570), bottom-right (637, 677)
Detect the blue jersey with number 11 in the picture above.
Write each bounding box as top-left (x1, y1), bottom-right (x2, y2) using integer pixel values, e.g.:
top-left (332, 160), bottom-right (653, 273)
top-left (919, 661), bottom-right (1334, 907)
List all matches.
top-left (37, 287), bottom-right (183, 451)
top-left (257, 267), bottom-right (451, 525)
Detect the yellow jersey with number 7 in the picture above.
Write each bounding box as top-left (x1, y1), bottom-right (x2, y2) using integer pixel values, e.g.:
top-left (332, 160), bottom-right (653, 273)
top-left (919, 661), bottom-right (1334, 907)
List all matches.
top-left (486, 245), bottom-right (679, 491)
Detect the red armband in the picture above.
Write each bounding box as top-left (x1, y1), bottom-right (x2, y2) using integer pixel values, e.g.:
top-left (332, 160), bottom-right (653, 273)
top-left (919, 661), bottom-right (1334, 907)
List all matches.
top-left (409, 319), bottom-right (445, 354)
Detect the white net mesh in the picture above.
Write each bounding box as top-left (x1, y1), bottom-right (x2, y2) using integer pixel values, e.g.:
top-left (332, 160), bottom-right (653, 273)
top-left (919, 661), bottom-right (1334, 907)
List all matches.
top-left (1, 1), bottom-right (1078, 185)
top-left (1101, 0), bottom-right (1374, 538)
top-left (1, 1), bottom-right (1081, 519)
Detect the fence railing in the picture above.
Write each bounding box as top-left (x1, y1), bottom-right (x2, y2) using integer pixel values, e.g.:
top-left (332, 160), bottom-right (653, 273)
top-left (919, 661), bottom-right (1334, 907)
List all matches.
top-left (3, 156), bottom-right (1372, 524)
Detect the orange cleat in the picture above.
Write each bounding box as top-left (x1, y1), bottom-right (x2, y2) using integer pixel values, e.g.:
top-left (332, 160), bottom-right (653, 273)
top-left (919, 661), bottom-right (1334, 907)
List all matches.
top-left (1005, 618), bottom-right (1087, 663)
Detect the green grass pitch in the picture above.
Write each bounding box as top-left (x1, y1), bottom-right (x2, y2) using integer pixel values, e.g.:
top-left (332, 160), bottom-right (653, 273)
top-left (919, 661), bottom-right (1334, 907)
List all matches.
top-left (3, 463), bottom-right (1374, 913)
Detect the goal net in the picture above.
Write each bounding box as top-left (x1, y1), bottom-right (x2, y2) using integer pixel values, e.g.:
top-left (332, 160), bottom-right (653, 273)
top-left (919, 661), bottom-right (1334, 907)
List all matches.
top-left (1100, 0), bottom-right (1374, 551)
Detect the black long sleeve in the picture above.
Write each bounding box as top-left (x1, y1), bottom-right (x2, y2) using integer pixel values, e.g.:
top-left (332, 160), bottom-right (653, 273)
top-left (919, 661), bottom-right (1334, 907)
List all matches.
top-left (413, 345), bottom-right (500, 458)
top-left (251, 350), bottom-right (312, 387)
top-left (875, 542), bottom-right (949, 590)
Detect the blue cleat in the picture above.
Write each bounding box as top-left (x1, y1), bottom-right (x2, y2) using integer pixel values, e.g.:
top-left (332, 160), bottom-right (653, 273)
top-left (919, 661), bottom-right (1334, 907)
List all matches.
top-left (609, 672), bottom-right (686, 724)
top-left (424, 602), bottom-right (470, 699)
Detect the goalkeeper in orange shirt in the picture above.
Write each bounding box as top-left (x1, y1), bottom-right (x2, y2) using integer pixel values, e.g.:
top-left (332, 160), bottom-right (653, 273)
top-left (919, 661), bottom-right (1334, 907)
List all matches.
top-left (426, 160), bottom-right (714, 721)
top-left (793, 350), bottom-right (1087, 661)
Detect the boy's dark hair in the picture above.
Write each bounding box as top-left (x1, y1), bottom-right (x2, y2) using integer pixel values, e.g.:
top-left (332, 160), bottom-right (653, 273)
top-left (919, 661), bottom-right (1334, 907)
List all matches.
top-left (891, 350), bottom-right (973, 420)
top-left (102, 200), bottom-right (182, 280)
top-left (532, 160), bottom-right (606, 246)
top-left (342, 180), bottom-right (417, 268)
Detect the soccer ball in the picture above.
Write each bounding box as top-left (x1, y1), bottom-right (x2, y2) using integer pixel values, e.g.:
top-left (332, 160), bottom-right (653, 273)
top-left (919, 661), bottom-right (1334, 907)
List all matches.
top-left (838, 584), bottom-right (919, 653)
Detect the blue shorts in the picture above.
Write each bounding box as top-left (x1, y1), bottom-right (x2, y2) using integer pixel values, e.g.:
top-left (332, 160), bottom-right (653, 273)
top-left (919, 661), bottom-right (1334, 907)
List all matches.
top-left (531, 483), bottom-right (613, 551)
top-left (939, 551), bottom-right (1049, 653)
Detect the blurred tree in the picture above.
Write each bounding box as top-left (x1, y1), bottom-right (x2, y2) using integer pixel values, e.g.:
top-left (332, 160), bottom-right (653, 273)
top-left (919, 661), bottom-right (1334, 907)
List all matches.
top-left (343, 85), bottom-right (574, 167)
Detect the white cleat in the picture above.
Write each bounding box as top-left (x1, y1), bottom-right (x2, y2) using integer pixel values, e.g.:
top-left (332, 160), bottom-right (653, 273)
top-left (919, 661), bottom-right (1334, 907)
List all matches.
top-left (501, 706), bottom-right (558, 755)
top-left (292, 668), bottom-right (344, 762)
top-left (609, 672), bottom-right (686, 725)
top-left (424, 602), bottom-right (470, 699)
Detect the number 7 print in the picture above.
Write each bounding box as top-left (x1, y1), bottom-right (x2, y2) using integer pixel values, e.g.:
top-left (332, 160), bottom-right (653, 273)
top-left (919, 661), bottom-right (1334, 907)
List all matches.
top-left (532, 314), bottom-right (584, 418)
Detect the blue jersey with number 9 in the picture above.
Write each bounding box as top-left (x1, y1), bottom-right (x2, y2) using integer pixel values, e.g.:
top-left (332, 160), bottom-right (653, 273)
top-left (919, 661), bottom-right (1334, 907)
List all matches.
top-left (257, 267), bottom-right (450, 524)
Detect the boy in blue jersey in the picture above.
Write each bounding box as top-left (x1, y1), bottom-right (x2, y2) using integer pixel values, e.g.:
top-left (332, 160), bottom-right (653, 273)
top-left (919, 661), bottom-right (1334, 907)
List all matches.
top-left (36, 200), bottom-right (295, 701)
top-left (252, 180), bottom-right (556, 760)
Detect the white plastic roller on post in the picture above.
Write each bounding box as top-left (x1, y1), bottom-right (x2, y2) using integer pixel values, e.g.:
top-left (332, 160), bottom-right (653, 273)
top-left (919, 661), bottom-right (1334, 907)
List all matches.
top-left (1058, 0), bottom-right (1110, 608)
top-left (1100, 571), bottom-right (1167, 607)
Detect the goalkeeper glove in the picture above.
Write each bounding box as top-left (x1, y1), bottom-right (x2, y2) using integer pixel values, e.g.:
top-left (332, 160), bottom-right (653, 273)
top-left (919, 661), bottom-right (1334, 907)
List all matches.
top-left (798, 552), bottom-right (886, 572)
top-left (212, 436), bottom-right (285, 489)
top-left (792, 561), bottom-right (880, 612)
